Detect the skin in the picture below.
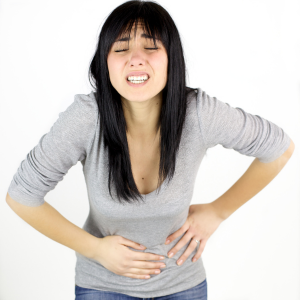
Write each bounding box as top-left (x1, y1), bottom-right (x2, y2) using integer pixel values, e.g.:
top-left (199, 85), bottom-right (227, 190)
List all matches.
top-left (107, 22), bottom-right (168, 144)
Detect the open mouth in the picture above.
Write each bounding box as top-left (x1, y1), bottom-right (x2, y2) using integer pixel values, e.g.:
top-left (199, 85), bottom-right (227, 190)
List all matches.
top-left (126, 76), bottom-right (150, 87)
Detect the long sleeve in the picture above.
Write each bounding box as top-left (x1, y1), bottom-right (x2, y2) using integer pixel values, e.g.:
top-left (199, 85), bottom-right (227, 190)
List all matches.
top-left (7, 92), bottom-right (98, 207)
top-left (196, 88), bottom-right (291, 163)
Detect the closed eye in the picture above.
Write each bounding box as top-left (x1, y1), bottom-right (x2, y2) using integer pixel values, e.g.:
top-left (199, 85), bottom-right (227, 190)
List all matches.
top-left (115, 48), bottom-right (158, 52)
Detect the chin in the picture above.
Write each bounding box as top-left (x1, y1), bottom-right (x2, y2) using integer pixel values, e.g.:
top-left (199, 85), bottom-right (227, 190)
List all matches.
top-left (122, 91), bottom-right (153, 102)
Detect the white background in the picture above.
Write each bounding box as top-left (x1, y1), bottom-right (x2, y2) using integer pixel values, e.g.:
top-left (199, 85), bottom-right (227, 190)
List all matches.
top-left (1, 0), bottom-right (299, 299)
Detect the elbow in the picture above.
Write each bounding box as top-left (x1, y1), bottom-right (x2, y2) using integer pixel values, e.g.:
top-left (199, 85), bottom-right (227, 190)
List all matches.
top-left (6, 192), bottom-right (15, 207)
top-left (290, 139), bottom-right (295, 152)
top-left (286, 139), bottom-right (295, 159)
top-left (6, 192), bottom-right (11, 203)
top-left (279, 139), bottom-right (295, 166)
top-left (6, 193), bottom-right (21, 210)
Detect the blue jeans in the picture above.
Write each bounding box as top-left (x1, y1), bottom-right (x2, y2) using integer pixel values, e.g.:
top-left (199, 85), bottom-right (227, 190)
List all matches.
top-left (75, 278), bottom-right (207, 300)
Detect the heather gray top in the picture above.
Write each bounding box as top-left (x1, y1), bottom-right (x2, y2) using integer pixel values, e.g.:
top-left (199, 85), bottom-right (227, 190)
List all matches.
top-left (7, 88), bottom-right (291, 298)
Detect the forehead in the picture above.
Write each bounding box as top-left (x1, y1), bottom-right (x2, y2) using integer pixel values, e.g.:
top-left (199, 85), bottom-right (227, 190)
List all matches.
top-left (128, 21), bottom-right (145, 30)
top-left (116, 22), bottom-right (159, 41)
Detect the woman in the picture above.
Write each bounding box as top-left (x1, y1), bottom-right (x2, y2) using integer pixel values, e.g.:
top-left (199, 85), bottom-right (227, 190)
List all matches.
top-left (6, 0), bottom-right (294, 299)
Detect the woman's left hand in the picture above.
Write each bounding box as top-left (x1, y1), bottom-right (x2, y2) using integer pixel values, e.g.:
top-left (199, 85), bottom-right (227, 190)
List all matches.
top-left (164, 203), bottom-right (224, 265)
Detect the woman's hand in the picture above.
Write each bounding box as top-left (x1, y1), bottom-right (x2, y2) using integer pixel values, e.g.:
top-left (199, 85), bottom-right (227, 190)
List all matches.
top-left (92, 235), bottom-right (166, 279)
top-left (164, 203), bottom-right (224, 265)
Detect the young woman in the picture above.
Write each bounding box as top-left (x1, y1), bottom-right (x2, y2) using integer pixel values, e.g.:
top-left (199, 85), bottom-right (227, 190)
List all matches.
top-left (6, 1), bottom-right (294, 299)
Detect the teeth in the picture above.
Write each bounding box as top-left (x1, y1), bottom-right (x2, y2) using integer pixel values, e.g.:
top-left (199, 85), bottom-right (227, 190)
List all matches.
top-left (129, 80), bottom-right (147, 84)
top-left (127, 75), bottom-right (149, 81)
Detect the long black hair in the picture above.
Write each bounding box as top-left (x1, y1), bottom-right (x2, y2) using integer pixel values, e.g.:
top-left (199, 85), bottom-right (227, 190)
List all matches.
top-left (88, 0), bottom-right (197, 205)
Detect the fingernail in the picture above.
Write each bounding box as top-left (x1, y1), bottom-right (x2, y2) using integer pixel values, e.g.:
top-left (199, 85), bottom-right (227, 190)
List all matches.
top-left (140, 245), bottom-right (146, 249)
top-left (177, 259), bottom-right (183, 265)
top-left (165, 239), bottom-right (170, 244)
top-left (168, 252), bottom-right (173, 258)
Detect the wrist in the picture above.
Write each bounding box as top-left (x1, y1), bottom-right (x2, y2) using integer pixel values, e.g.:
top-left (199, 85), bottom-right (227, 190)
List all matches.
top-left (210, 199), bottom-right (227, 221)
top-left (89, 236), bottom-right (104, 260)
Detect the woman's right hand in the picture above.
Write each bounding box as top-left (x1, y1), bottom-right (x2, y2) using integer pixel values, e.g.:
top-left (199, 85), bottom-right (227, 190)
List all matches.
top-left (92, 235), bottom-right (166, 279)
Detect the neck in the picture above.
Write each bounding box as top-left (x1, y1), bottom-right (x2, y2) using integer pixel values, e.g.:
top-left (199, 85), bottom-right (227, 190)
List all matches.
top-left (121, 93), bottom-right (162, 143)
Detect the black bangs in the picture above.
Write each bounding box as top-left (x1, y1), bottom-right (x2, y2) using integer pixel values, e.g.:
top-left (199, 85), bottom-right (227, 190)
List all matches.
top-left (105, 1), bottom-right (170, 55)
top-left (115, 18), bottom-right (164, 49)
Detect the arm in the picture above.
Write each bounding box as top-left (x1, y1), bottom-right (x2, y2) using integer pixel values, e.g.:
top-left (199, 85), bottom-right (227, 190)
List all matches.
top-left (211, 139), bottom-right (295, 221)
top-left (6, 94), bottom-right (101, 260)
top-left (6, 193), bottom-right (99, 259)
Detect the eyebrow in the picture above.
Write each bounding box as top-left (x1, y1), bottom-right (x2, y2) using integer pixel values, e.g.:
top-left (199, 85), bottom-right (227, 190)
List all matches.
top-left (116, 33), bottom-right (161, 42)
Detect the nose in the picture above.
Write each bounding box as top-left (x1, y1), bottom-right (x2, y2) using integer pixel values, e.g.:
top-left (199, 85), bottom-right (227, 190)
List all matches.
top-left (128, 47), bottom-right (147, 67)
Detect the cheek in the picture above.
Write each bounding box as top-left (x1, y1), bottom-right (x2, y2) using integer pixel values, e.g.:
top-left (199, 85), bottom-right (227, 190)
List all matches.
top-left (152, 55), bottom-right (168, 80)
top-left (107, 57), bottom-right (122, 84)
top-left (107, 56), bottom-right (113, 79)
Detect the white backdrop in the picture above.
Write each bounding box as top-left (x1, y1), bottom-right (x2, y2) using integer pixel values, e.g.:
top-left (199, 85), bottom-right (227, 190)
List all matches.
top-left (1, 0), bottom-right (299, 299)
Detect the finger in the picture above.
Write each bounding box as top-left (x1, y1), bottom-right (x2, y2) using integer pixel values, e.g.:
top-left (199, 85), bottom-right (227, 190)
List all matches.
top-left (192, 239), bottom-right (207, 262)
top-left (135, 252), bottom-right (165, 262)
top-left (167, 231), bottom-right (194, 258)
top-left (121, 237), bottom-right (147, 250)
top-left (165, 223), bottom-right (189, 245)
top-left (132, 260), bottom-right (166, 270)
top-left (176, 237), bottom-right (201, 266)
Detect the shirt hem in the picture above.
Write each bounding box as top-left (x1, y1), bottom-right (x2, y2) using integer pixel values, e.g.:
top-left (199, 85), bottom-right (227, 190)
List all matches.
top-left (75, 274), bottom-right (207, 298)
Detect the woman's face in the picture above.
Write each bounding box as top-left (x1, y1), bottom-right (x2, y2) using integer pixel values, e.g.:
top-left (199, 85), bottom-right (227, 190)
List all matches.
top-left (107, 22), bottom-right (168, 103)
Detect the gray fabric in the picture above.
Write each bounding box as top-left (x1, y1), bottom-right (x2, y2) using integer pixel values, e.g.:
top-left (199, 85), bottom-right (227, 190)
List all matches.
top-left (7, 88), bottom-right (291, 297)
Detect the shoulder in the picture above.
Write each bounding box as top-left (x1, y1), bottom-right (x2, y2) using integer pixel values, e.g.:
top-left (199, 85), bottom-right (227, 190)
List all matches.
top-left (195, 87), bottom-right (231, 118)
top-left (53, 92), bottom-right (99, 145)
top-left (73, 91), bottom-right (98, 119)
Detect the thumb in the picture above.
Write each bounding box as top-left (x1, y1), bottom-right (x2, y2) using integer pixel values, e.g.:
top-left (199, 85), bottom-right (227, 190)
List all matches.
top-left (121, 238), bottom-right (147, 250)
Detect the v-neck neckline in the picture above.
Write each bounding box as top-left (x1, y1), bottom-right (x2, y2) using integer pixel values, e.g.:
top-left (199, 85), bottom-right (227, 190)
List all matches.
top-left (140, 176), bottom-right (168, 200)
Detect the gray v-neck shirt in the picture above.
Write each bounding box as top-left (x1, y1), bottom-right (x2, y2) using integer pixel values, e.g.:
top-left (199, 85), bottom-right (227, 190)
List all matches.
top-left (7, 88), bottom-right (291, 298)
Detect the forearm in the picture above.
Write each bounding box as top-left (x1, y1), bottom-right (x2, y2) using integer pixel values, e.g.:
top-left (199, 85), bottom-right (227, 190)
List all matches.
top-left (6, 194), bottom-right (98, 259)
top-left (211, 140), bottom-right (295, 221)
